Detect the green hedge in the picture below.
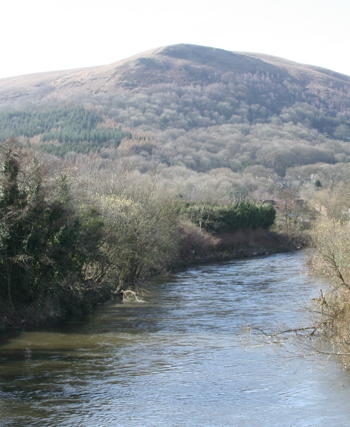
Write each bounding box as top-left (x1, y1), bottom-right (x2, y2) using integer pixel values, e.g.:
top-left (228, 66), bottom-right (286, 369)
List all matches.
top-left (179, 201), bottom-right (276, 233)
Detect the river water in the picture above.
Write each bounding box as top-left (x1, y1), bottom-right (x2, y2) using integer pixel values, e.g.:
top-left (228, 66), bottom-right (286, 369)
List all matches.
top-left (1, 251), bottom-right (350, 426)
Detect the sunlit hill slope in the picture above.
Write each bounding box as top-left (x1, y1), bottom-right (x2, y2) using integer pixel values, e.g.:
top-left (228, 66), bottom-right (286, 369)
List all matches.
top-left (1, 43), bottom-right (350, 195)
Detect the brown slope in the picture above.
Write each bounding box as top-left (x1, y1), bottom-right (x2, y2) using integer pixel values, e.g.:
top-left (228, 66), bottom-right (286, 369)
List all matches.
top-left (0, 43), bottom-right (349, 110)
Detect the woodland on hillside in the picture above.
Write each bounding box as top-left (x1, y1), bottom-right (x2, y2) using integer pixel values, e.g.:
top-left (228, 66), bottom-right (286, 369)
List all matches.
top-left (0, 45), bottom-right (350, 204)
top-left (1, 102), bottom-right (349, 204)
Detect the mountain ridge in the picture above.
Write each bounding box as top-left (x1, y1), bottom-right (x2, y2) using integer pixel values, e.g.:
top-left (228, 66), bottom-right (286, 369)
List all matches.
top-left (1, 43), bottom-right (349, 107)
top-left (1, 43), bottom-right (350, 193)
top-left (1, 43), bottom-right (349, 83)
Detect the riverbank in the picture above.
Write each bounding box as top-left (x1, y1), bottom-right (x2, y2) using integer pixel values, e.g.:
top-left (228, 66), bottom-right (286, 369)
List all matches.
top-left (309, 216), bottom-right (350, 368)
top-left (0, 147), bottom-right (309, 333)
top-left (0, 228), bottom-right (305, 333)
top-left (176, 227), bottom-right (306, 268)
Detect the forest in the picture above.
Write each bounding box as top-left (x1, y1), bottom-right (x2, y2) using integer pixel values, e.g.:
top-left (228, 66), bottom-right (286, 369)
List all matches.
top-left (1, 44), bottom-right (350, 203)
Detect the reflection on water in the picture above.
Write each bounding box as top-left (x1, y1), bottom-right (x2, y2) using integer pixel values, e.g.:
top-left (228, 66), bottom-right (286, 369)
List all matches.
top-left (1, 252), bottom-right (350, 426)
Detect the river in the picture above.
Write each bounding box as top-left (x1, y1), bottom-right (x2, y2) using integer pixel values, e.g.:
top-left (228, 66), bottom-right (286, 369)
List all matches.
top-left (1, 251), bottom-right (350, 426)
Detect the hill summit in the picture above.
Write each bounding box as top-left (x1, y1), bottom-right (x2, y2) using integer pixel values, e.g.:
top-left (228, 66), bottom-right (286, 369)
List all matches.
top-left (1, 43), bottom-right (350, 112)
top-left (1, 44), bottom-right (350, 194)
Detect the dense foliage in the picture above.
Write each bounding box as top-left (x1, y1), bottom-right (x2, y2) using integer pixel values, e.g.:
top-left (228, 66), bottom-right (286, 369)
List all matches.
top-left (0, 150), bottom-right (109, 319)
top-left (0, 150), bottom-right (182, 325)
top-left (178, 201), bottom-right (276, 233)
top-left (0, 107), bottom-right (131, 155)
top-left (98, 194), bottom-right (179, 289)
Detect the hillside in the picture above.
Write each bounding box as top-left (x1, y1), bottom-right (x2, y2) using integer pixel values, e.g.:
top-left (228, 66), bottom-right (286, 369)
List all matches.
top-left (1, 44), bottom-right (350, 199)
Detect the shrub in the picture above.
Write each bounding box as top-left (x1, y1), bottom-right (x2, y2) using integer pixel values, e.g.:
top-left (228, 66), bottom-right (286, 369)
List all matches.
top-left (0, 149), bottom-right (109, 318)
top-left (178, 200), bottom-right (276, 233)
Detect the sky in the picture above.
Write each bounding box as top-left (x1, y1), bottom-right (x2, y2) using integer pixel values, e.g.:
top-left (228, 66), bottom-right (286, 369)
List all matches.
top-left (1, 0), bottom-right (349, 79)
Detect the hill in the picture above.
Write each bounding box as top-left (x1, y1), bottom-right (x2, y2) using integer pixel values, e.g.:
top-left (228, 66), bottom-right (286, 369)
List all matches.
top-left (1, 44), bottom-right (350, 199)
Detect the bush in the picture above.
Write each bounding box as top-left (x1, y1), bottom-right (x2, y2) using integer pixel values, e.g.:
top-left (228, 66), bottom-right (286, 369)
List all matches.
top-left (177, 220), bottom-right (219, 263)
top-left (0, 149), bottom-right (109, 320)
top-left (98, 193), bottom-right (180, 290)
top-left (178, 200), bottom-right (276, 233)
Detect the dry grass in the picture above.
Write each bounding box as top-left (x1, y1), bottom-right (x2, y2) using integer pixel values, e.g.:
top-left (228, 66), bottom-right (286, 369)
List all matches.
top-left (177, 221), bottom-right (297, 267)
top-left (178, 220), bottom-right (219, 261)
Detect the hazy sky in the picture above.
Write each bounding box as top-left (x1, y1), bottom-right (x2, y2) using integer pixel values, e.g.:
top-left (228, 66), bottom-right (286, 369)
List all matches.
top-left (1, 0), bottom-right (349, 79)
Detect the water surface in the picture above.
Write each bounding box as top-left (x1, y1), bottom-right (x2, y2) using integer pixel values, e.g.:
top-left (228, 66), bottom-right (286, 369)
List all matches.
top-left (1, 252), bottom-right (350, 426)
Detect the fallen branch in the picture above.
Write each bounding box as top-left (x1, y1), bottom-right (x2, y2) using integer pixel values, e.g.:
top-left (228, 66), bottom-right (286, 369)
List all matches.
top-left (253, 324), bottom-right (324, 338)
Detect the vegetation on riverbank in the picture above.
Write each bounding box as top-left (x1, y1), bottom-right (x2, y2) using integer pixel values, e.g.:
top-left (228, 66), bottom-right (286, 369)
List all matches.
top-left (309, 186), bottom-right (350, 367)
top-left (0, 149), bottom-right (111, 328)
top-left (0, 147), bottom-right (301, 330)
top-left (177, 200), bottom-right (276, 233)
